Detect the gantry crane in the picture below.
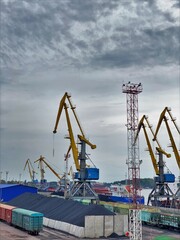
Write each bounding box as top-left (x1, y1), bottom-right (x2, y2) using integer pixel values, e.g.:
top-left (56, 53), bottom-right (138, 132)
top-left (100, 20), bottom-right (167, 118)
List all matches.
top-left (24, 159), bottom-right (37, 183)
top-left (53, 92), bottom-right (99, 202)
top-left (134, 115), bottom-right (176, 207)
top-left (153, 107), bottom-right (180, 208)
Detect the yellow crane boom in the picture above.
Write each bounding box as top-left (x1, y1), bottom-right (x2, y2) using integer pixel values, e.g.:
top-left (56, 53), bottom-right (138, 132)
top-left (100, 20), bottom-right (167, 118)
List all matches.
top-left (78, 135), bottom-right (96, 149)
top-left (64, 103), bottom-right (80, 170)
top-left (134, 115), bottom-right (171, 175)
top-left (53, 92), bottom-right (85, 136)
top-left (153, 107), bottom-right (180, 169)
top-left (34, 155), bottom-right (62, 180)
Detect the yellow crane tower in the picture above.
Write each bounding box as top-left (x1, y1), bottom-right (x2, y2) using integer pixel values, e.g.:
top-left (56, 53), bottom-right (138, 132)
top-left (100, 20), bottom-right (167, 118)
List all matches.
top-left (53, 92), bottom-right (99, 202)
top-left (24, 159), bottom-right (37, 183)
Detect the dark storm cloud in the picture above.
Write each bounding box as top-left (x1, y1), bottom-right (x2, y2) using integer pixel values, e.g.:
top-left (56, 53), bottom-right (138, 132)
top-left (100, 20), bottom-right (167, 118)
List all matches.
top-left (91, 25), bottom-right (179, 68)
top-left (1, 0), bottom-right (179, 71)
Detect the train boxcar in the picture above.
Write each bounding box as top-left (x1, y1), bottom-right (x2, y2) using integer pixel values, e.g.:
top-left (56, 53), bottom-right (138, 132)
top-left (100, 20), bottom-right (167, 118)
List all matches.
top-left (0, 203), bottom-right (16, 223)
top-left (12, 208), bottom-right (43, 235)
top-left (141, 210), bottom-right (180, 231)
top-left (159, 212), bottom-right (180, 229)
top-left (141, 210), bottom-right (160, 226)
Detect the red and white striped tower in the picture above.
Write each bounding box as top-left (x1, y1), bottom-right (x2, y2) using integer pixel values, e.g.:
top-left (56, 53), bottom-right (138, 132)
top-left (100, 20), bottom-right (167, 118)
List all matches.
top-left (122, 82), bottom-right (143, 240)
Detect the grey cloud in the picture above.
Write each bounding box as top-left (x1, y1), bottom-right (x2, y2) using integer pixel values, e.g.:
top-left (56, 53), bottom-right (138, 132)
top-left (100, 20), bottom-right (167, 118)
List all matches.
top-left (75, 40), bottom-right (88, 49)
top-left (172, 0), bottom-right (180, 8)
top-left (91, 25), bottom-right (179, 69)
top-left (1, 0), bottom-right (179, 70)
top-left (67, 0), bottom-right (120, 21)
top-left (163, 12), bottom-right (177, 23)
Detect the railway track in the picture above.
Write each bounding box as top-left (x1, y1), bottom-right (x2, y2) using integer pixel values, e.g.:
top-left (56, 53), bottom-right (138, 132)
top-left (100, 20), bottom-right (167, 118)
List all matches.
top-left (1, 221), bottom-right (180, 240)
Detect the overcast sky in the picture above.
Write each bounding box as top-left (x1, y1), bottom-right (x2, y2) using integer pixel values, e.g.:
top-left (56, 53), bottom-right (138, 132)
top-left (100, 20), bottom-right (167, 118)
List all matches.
top-left (0, 0), bottom-right (179, 184)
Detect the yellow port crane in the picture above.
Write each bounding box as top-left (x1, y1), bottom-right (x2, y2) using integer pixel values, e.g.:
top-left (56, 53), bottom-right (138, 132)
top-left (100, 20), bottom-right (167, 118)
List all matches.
top-left (53, 92), bottom-right (99, 202)
top-left (153, 107), bottom-right (180, 169)
top-left (134, 115), bottom-right (171, 175)
top-left (53, 92), bottom-right (96, 172)
top-left (34, 155), bottom-right (63, 181)
top-left (134, 115), bottom-right (175, 207)
top-left (24, 159), bottom-right (37, 182)
top-left (153, 107), bottom-right (180, 208)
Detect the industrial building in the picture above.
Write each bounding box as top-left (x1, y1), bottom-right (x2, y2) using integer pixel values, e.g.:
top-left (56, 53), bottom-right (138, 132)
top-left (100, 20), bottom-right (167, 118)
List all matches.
top-left (0, 184), bottom-right (37, 202)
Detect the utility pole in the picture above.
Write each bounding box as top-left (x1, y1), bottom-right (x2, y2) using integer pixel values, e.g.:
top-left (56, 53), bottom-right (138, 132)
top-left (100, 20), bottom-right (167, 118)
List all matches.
top-left (122, 82), bottom-right (142, 240)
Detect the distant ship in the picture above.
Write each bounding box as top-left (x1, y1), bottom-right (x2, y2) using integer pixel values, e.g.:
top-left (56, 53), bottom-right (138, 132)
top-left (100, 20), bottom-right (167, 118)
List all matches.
top-left (93, 183), bottom-right (145, 204)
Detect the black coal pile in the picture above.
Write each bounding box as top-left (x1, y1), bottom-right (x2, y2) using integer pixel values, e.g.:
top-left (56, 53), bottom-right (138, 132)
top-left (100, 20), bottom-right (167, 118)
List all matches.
top-left (8, 192), bottom-right (115, 227)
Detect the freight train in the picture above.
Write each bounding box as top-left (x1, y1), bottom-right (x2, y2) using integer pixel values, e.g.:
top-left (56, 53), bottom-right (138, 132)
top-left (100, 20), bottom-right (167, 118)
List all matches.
top-left (141, 210), bottom-right (180, 231)
top-left (0, 203), bottom-right (43, 235)
top-left (100, 201), bottom-right (180, 231)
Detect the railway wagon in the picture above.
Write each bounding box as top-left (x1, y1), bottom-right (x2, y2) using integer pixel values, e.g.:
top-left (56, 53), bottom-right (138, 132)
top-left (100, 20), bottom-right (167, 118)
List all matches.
top-left (159, 212), bottom-right (180, 229)
top-left (11, 208), bottom-right (43, 235)
top-left (141, 210), bottom-right (180, 231)
top-left (0, 203), bottom-right (16, 223)
top-left (141, 210), bottom-right (160, 226)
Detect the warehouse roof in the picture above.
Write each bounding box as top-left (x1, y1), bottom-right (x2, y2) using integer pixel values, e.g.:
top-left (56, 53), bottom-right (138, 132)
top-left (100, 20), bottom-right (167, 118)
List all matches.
top-left (0, 184), bottom-right (19, 188)
top-left (0, 184), bottom-right (38, 202)
top-left (0, 184), bottom-right (37, 189)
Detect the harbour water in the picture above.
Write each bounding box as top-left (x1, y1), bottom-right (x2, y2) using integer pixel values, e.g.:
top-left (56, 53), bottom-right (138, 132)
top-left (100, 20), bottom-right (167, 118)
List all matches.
top-left (141, 188), bottom-right (152, 205)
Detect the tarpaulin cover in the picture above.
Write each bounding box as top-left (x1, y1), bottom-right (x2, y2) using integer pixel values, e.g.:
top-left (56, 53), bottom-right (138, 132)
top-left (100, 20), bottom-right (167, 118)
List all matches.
top-left (8, 193), bottom-right (115, 227)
